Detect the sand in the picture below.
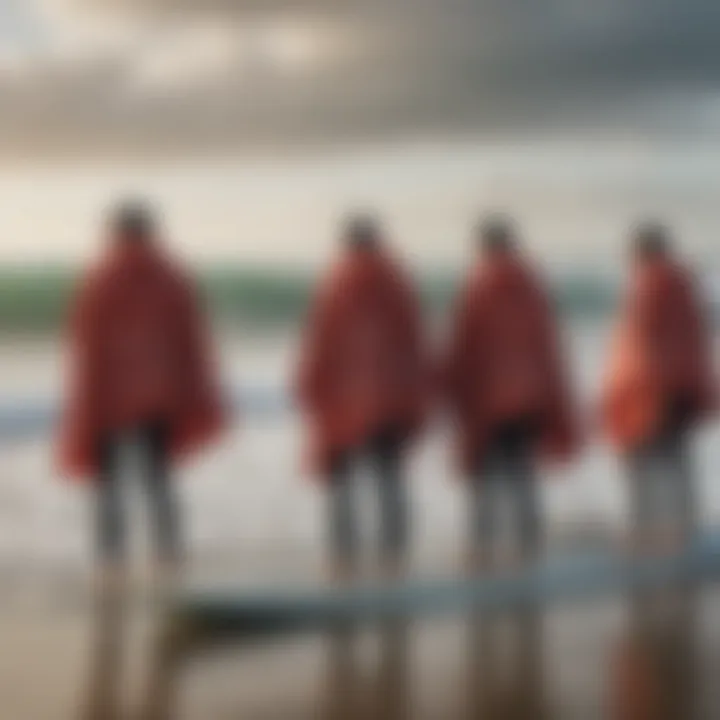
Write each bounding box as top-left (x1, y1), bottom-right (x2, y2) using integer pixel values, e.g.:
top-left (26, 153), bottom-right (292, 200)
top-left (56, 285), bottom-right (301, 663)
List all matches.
top-left (2, 571), bottom-right (720, 719)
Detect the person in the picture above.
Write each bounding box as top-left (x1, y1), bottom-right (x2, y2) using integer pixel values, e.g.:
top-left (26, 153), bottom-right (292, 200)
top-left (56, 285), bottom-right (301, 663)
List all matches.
top-left (296, 214), bottom-right (426, 581)
top-left (57, 201), bottom-right (227, 579)
top-left (443, 215), bottom-right (578, 571)
top-left (601, 223), bottom-right (716, 551)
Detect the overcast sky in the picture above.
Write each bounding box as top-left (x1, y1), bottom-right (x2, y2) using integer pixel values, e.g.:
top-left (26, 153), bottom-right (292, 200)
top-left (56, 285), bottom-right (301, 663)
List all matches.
top-left (2, 0), bottom-right (720, 157)
top-left (1, 1), bottom-right (720, 264)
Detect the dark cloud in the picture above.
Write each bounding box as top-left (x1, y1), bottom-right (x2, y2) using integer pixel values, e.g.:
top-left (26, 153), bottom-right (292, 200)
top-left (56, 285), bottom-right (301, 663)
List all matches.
top-left (2, 0), bottom-right (720, 159)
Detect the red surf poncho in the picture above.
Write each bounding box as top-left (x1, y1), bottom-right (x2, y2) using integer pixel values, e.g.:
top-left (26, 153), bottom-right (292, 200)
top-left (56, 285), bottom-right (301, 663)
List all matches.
top-left (57, 241), bottom-right (227, 479)
top-left (444, 252), bottom-right (578, 475)
top-left (296, 247), bottom-right (426, 476)
top-left (601, 257), bottom-right (716, 450)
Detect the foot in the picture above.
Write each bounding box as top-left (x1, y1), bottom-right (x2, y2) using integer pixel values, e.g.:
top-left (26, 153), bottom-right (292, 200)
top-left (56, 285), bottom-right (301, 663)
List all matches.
top-left (624, 527), bottom-right (684, 560)
top-left (463, 549), bottom-right (492, 577)
top-left (622, 532), bottom-right (650, 559)
top-left (654, 525), bottom-right (685, 556)
top-left (95, 560), bottom-right (128, 598)
top-left (379, 555), bottom-right (407, 584)
top-left (150, 556), bottom-right (185, 602)
top-left (329, 559), bottom-right (358, 587)
top-left (496, 551), bottom-right (533, 575)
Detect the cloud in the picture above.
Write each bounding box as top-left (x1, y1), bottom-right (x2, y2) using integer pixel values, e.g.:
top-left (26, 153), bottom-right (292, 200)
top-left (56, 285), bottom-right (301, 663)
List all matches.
top-left (1, 0), bottom-right (720, 159)
top-left (127, 22), bottom-right (241, 94)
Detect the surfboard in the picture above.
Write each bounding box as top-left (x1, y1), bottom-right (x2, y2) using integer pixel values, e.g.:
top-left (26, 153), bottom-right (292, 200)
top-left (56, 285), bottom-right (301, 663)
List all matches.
top-left (172, 533), bottom-right (720, 644)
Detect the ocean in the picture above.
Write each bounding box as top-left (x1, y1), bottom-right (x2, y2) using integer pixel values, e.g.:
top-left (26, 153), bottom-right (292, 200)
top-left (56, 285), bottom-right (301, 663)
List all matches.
top-left (0, 265), bottom-right (623, 333)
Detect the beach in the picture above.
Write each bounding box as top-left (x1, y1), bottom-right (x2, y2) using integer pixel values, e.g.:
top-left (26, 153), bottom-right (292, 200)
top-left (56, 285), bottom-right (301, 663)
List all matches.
top-left (1, 321), bottom-right (720, 718)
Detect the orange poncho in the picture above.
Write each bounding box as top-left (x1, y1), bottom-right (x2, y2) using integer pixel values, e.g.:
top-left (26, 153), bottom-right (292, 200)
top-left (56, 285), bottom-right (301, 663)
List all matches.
top-left (57, 241), bottom-right (227, 479)
top-left (444, 252), bottom-right (578, 475)
top-left (601, 257), bottom-right (716, 450)
top-left (296, 247), bottom-right (426, 476)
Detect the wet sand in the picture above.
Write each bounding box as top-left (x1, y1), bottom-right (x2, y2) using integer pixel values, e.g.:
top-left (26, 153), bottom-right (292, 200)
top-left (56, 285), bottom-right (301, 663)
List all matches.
top-left (177, 581), bottom-right (720, 719)
top-left (3, 574), bottom-right (720, 719)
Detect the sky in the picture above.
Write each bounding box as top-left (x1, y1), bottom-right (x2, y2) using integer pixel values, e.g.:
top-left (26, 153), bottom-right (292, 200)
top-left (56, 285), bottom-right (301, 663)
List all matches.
top-left (1, 0), bottom-right (720, 266)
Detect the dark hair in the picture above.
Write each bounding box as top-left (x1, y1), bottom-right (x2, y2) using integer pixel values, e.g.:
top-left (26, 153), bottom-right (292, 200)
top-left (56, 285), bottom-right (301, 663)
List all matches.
top-left (632, 221), bottom-right (670, 258)
top-left (477, 214), bottom-right (516, 253)
top-left (109, 200), bottom-right (156, 241)
top-left (343, 213), bottom-right (381, 249)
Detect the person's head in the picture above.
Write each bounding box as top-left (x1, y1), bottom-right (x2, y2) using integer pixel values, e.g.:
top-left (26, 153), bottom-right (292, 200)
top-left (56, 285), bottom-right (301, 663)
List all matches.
top-left (108, 200), bottom-right (157, 245)
top-left (477, 214), bottom-right (517, 255)
top-left (632, 221), bottom-right (671, 262)
top-left (342, 213), bottom-right (382, 251)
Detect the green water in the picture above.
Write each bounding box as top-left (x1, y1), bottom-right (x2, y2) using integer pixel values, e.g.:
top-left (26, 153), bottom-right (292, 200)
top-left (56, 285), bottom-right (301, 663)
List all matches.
top-left (0, 266), bottom-right (617, 333)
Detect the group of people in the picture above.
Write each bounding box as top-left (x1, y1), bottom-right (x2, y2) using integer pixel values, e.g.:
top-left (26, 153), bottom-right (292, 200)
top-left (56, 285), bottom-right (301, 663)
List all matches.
top-left (56, 202), bottom-right (718, 581)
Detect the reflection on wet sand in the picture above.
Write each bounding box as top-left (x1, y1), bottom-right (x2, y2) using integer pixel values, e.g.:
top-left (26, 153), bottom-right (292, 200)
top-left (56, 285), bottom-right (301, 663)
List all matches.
top-left (465, 605), bottom-right (549, 720)
top-left (82, 588), bottom-right (125, 720)
top-left (80, 584), bottom-right (183, 720)
top-left (320, 620), bottom-right (410, 720)
top-left (612, 584), bottom-right (698, 720)
top-left (137, 618), bottom-right (184, 720)
top-left (318, 606), bottom-right (550, 720)
top-left (77, 577), bottom-right (720, 719)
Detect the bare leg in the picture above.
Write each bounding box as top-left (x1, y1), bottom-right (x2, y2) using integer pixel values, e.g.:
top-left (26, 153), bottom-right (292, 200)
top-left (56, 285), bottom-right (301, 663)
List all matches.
top-left (511, 452), bottom-right (541, 564)
top-left (626, 444), bottom-right (655, 555)
top-left (328, 453), bottom-right (358, 583)
top-left (664, 430), bottom-right (697, 548)
top-left (468, 455), bottom-right (500, 574)
top-left (373, 435), bottom-right (409, 580)
top-left (143, 423), bottom-right (182, 571)
top-left (96, 437), bottom-right (126, 587)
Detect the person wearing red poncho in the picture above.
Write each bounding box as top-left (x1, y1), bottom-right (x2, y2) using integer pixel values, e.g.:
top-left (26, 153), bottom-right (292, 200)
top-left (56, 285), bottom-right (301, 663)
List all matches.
top-left (601, 223), bottom-right (717, 549)
top-left (57, 202), bottom-right (227, 573)
top-left (443, 216), bottom-right (578, 570)
top-left (296, 215), bottom-right (426, 579)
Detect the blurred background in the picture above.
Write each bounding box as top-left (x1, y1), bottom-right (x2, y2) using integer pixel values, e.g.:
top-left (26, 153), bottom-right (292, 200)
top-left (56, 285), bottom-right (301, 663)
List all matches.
top-left (2, 1), bottom-right (720, 718)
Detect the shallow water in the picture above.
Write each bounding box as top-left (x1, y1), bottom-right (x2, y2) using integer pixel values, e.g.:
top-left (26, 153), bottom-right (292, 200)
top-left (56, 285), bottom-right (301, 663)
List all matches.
top-left (1, 324), bottom-right (719, 579)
